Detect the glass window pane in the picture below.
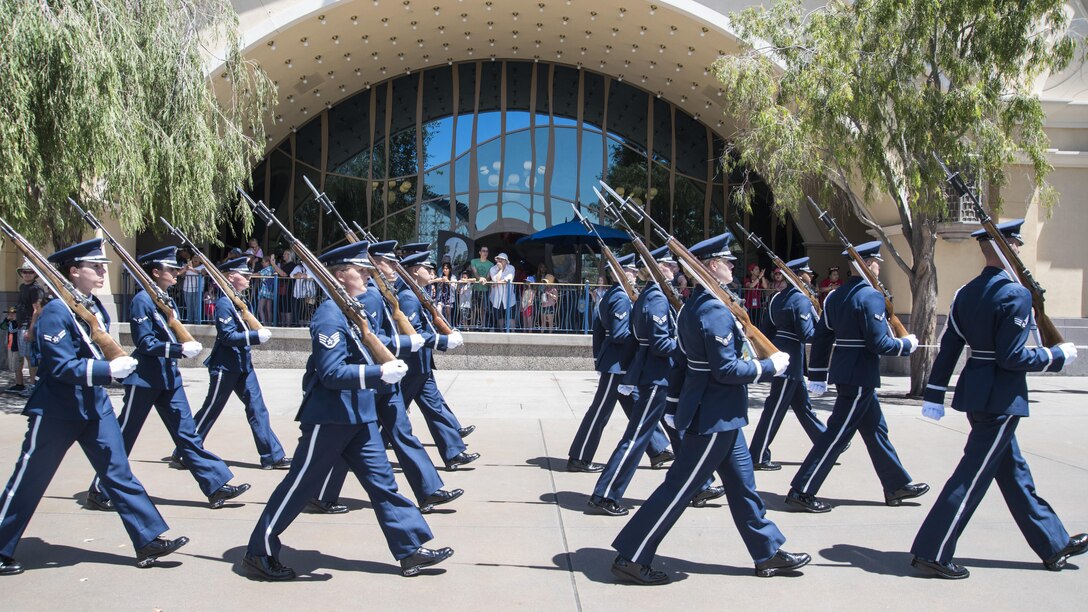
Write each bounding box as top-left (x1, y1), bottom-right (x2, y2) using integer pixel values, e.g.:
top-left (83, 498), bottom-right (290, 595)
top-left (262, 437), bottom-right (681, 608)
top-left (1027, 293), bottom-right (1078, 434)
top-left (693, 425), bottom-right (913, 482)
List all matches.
top-left (605, 138), bottom-right (648, 206)
top-left (476, 192), bottom-right (499, 234)
top-left (506, 61), bottom-right (533, 111)
top-left (322, 175), bottom-right (368, 243)
top-left (327, 89), bottom-right (370, 171)
top-left (607, 80), bottom-right (647, 150)
top-left (331, 147), bottom-right (372, 179)
top-left (533, 127), bottom-right (549, 195)
top-left (652, 97), bottom-right (672, 164)
top-left (475, 111), bottom-right (503, 148)
top-left (674, 110), bottom-right (707, 180)
top-left (419, 198), bottom-right (451, 246)
top-left (295, 115), bottom-right (323, 169)
top-left (420, 65), bottom-right (453, 125)
top-left (388, 129), bottom-right (417, 180)
top-left (551, 128), bottom-right (578, 202)
top-left (423, 117), bottom-right (455, 171)
top-left (502, 129), bottom-right (533, 199)
top-left (423, 163), bottom-right (451, 201)
top-left (672, 175), bottom-right (706, 248)
top-left (385, 204), bottom-right (418, 245)
top-left (478, 61), bottom-right (502, 114)
top-left (578, 130), bottom-right (604, 208)
top-left (552, 65), bottom-right (580, 122)
top-left (477, 134), bottom-right (503, 191)
top-left (454, 152), bottom-right (471, 195)
top-left (372, 82), bottom-right (388, 173)
top-left (583, 72), bottom-right (606, 129)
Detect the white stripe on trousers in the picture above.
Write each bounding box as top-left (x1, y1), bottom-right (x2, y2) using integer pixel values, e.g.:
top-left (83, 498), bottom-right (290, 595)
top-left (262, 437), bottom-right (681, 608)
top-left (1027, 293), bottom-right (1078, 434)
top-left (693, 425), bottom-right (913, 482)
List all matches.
top-left (196, 371), bottom-right (225, 434)
top-left (0, 416), bottom-right (42, 528)
top-left (800, 389), bottom-right (862, 493)
top-left (755, 379), bottom-right (791, 460)
top-left (318, 467), bottom-right (335, 500)
top-left (632, 431), bottom-right (719, 562)
top-left (575, 373), bottom-right (615, 460)
top-left (935, 417), bottom-right (1013, 560)
top-left (91, 389), bottom-right (138, 492)
top-left (602, 386), bottom-right (657, 500)
top-left (264, 424), bottom-right (321, 556)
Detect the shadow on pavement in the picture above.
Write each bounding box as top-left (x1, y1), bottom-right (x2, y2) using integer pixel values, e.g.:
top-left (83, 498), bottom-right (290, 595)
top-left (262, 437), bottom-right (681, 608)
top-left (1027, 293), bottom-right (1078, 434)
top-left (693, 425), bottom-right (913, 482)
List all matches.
top-left (556, 547), bottom-right (760, 583)
top-left (14, 537), bottom-right (181, 570)
top-left (525, 456), bottom-right (568, 472)
top-left (759, 490), bottom-right (893, 513)
top-left (220, 544), bottom-right (426, 581)
top-left (819, 544), bottom-right (915, 576)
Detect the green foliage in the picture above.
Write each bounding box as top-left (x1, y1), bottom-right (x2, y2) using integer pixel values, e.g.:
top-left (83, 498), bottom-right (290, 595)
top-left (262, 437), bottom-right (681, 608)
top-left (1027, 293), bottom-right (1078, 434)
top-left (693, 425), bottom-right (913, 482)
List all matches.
top-left (0, 0), bottom-right (275, 247)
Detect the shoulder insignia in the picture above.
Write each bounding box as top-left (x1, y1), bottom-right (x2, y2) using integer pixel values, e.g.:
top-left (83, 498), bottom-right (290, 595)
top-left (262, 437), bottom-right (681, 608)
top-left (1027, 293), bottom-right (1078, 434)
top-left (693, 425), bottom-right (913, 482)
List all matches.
top-left (1013, 316), bottom-right (1028, 329)
top-left (218, 316), bottom-right (231, 324)
top-left (409, 312), bottom-right (419, 321)
top-left (133, 316), bottom-right (149, 324)
top-left (799, 313), bottom-right (810, 321)
top-left (874, 312), bottom-right (886, 321)
top-left (714, 332), bottom-right (734, 346)
top-left (652, 314), bottom-right (667, 325)
top-left (43, 329), bottom-right (67, 344)
top-left (369, 310), bottom-right (378, 319)
top-left (614, 311), bottom-right (628, 320)
top-left (317, 331), bottom-right (342, 349)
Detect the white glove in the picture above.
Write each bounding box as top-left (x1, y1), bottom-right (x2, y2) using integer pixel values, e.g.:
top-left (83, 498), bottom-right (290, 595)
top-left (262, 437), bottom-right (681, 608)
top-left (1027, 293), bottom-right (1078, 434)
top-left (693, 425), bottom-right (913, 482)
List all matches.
top-left (617, 384), bottom-right (635, 396)
top-left (921, 401), bottom-right (945, 421)
top-left (1057, 342), bottom-right (1078, 365)
top-left (447, 330), bottom-right (464, 350)
top-left (901, 334), bottom-right (919, 355)
top-left (663, 412), bottom-right (676, 429)
top-left (409, 334), bottom-right (425, 352)
top-left (109, 356), bottom-right (139, 379)
top-left (768, 351), bottom-right (790, 376)
top-left (181, 341), bottom-right (203, 358)
top-left (257, 328), bottom-right (272, 344)
top-left (807, 380), bottom-right (827, 396)
top-left (380, 359), bottom-right (409, 384)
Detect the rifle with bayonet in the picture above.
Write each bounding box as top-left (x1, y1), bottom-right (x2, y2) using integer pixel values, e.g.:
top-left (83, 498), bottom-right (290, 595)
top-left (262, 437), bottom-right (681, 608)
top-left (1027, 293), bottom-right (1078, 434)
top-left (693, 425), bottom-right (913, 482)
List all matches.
top-left (805, 196), bottom-right (909, 338)
top-left (68, 198), bottom-right (194, 344)
top-left (598, 181), bottom-right (780, 359)
top-left (571, 203), bottom-right (638, 302)
top-left (237, 187), bottom-right (395, 363)
top-left (159, 217), bottom-right (264, 331)
top-left (0, 218), bottom-right (127, 360)
top-left (933, 153), bottom-right (1062, 345)
top-left (732, 223), bottom-right (822, 317)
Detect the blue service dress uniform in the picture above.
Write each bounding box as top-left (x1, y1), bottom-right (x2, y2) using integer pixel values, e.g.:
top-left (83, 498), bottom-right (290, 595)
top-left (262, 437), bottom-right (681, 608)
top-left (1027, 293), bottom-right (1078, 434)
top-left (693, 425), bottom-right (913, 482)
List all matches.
top-left (569, 284), bottom-right (670, 465)
top-left (0, 298), bottom-right (169, 558)
top-left (911, 267), bottom-right (1073, 564)
top-left (90, 290), bottom-right (233, 500)
top-left (191, 296), bottom-right (286, 467)
top-left (749, 286), bottom-right (826, 464)
top-left (790, 276), bottom-right (915, 496)
top-left (612, 286), bottom-right (786, 565)
top-left (246, 298), bottom-right (432, 562)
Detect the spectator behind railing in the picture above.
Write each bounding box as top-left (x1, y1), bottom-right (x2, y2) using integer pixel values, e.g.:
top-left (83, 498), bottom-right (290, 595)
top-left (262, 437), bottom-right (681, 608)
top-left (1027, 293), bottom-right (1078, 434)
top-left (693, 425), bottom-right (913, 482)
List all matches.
top-left (430, 261), bottom-right (456, 323)
top-left (488, 253), bottom-right (516, 331)
top-left (255, 255), bottom-right (287, 324)
top-left (178, 249), bottom-right (205, 324)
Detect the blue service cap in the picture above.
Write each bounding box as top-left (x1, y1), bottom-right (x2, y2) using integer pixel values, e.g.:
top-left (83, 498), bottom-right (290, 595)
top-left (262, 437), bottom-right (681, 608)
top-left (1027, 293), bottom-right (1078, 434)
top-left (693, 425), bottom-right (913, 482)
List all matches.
top-left (318, 241), bottom-right (375, 268)
top-left (616, 253), bottom-right (638, 270)
top-left (48, 238), bottom-right (112, 265)
top-left (401, 251), bottom-right (436, 269)
top-left (138, 246), bottom-right (182, 269)
top-left (218, 256), bottom-right (252, 274)
top-left (845, 240), bottom-right (883, 262)
top-left (784, 256), bottom-right (812, 274)
top-left (648, 245), bottom-right (675, 264)
top-left (689, 232), bottom-right (738, 261)
top-left (970, 219), bottom-right (1024, 245)
top-left (399, 241), bottom-right (432, 255)
top-left (367, 240), bottom-right (399, 261)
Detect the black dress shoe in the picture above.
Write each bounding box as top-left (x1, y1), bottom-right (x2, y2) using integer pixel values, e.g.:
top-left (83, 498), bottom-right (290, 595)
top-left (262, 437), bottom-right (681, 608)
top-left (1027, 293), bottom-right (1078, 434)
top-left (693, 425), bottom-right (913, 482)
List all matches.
top-left (885, 482), bottom-right (930, 506)
top-left (167, 455), bottom-right (189, 471)
top-left (587, 497), bottom-right (629, 516)
top-left (445, 451), bottom-right (480, 471)
top-left (135, 536), bottom-right (189, 568)
top-left (567, 458), bottom-right (605, 473)
top-left (690, 485), bottom-right (726, 508)
top-left (209, 483), bottom-right (251, 509)
top-left (1044, 533), bottom-right (1088, 571)
top-left (0, 555), bottom-right (24, 576)
top-left (753, 460), bottom-right (782, 472)
top-left (243, 554), bottom-right (296, 581)
top-left (785, 489), bottom-right (831, 513)
top-left (458, 425), bottom-right (476, 438)
top-left (264, 457), bottom-right (292, 470)
top-left (611, 555), bottom-right (669, 585)
top-left (649, 450), bottom-right (675, 469)
top-left (755, 550), bottom-right (811, 577)
top-left (420, 488), bottom-right (464, 514)
top-left (307, 499), bottom-right (349, 514)
top-left (85, 489), bottom-right (115, 512)
top-left (400, 546), bottom-right (454, 576)
top-left (912, 556), bottom-right (970, 579)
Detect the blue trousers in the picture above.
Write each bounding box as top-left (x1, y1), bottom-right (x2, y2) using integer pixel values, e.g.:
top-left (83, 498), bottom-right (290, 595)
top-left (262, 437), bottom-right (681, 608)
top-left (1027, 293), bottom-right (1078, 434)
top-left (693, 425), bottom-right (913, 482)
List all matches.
top-left (911, 413), bottom-right (1069, 563)
top-left (92, 385), bottom-right (232, 498)
top-left (192, 368), bottom-right (285, 467)
top-left (0, 414), bottom-right (168, 558)
top-left (749, 377), bottom-right (826, 464)
top-left (791, 385), bottom-right (911, 496)
top-left (247, 422), bottom-right (432, 561)
top-left (592, 382), bottom-right (669, 502)
top-left (569, 372), bottom-right (669, 463)
top-left (401, 372), bottom-right (466, 463)
top-left (613, 428), bottom-right (785, 566)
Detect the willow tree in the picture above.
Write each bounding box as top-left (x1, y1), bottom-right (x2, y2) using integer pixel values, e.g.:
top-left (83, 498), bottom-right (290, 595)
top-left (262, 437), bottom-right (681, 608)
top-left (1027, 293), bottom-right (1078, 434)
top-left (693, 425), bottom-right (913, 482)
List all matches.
top-left (715, 0), bottom-right (1077, 394)
top-left (0, 0), bottom-right (274, 247)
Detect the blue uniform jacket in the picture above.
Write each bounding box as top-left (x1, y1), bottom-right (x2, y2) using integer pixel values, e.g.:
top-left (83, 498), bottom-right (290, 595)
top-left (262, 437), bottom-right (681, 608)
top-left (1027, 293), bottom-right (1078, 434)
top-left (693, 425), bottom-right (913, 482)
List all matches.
top-left (124, 290), bottom-right (184, 389)
top-left (358, 279), bottom-right (415, 394)
top-left (592, 284), bottom-right (636, 374)
top-left (674, 286), bottom-right (776, 434)
top-left (24, 297), bottom-right (115, 420)
top-left (622, 282), bottom-right (676, 387)
top-left (298, 299), bottom-right (385, 424)
top-left (204, 296), bottom-right (262, 373)
top-left (809, 276), bottom-right (913, 388)
top-left (397, 277), bottom-right (448, 376)
top-left (761, 286), bottom-right (815, 381)
top-left (923, 267), bottom-right (1069, 417)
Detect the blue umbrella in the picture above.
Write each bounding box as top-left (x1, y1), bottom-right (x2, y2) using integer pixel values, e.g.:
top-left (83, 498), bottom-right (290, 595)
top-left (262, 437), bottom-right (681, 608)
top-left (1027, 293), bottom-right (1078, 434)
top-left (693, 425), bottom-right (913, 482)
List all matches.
top-left (516, 219), bottom-right (631, 248)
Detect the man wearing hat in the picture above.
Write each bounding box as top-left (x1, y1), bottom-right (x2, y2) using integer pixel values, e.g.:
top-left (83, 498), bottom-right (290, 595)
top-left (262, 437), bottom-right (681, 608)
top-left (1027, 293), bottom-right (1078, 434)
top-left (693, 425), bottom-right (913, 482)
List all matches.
top-left (84, 246), bottom-right (251, 511)
top-left (190, 256), bottom-right (291, 470)
top-left (0, 239), bottom-right (188, 576)
top-left (611, 233), bottom-right (808, 584)
top-left (749, 257), bottom-right (828, 471)
top-left (910, 220), bottom-right (1085, 579)
top-left (7, 259), bottom-right (43, 396)
top-left (786, 241), bottom-right (928, 514)
top-left (567, 254), bottom-right (672, 474)
top-left (488, 252), bottom-right (516, 331)
top-left (242, 240), bottom-right (453, 580)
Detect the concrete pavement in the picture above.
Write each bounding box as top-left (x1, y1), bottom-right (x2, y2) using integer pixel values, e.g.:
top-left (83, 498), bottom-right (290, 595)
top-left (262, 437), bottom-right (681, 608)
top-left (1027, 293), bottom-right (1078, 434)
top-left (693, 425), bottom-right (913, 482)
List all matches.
top-left (1, 369), bottom-right (1086, 610)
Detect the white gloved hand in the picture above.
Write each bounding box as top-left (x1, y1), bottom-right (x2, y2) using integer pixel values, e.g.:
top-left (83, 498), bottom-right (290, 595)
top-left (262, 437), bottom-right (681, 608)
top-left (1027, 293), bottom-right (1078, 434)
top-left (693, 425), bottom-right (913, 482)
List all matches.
top-left (109, 356), bottom-right (139, 379)
top-left (921, 401), bottom-right (945, 421)
top-left (257, 328), bottom-right (272, 344)
top-left (663, 412), bottom-right (677, 429)
top-left (446, 330), bottom-right (464, 350)
top-left (181, 341), bottom-right (203, 358)
top-left (808, 380), bottom-right (827, 396)
top-left (1057, 342), bottom-right (1078, 365)
top-left (617, 384), bottom-right (635, 396)
top-left (902, 334), bottom-right (919, 355)
top-left (409, 334), bottom-right (425, 352)
top-left (380, 359), bottom-right (409, 384)
top-left (768, 351), bottom-right (790, 376)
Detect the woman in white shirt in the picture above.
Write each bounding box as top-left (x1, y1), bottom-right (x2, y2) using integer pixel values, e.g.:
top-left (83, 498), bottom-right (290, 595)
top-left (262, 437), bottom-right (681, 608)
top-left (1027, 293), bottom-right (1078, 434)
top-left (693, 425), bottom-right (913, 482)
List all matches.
top-left (488, 253), bottom-right (516, 331)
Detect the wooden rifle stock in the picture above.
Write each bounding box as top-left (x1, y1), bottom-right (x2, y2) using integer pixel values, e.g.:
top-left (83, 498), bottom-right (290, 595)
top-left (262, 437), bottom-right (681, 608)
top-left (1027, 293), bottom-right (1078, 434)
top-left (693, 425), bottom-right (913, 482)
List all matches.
top-left (628, 237), bottom-right (683, 312)
top-left (393, 261), bottom-right (454, 335)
